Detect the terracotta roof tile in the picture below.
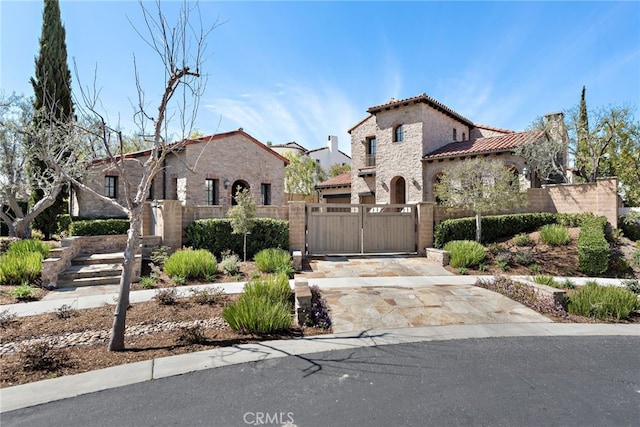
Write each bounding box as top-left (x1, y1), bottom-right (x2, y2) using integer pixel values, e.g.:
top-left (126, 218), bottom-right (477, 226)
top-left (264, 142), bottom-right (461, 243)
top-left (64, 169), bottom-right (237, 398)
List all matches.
top-left (366, 93), bottom-right (474, 126)
top-left (423, 130), bottom-right (543, 160)
top-left (316, 172), bottom-right (351, 189)
top-left (473, 123), bottom-right (515, 134)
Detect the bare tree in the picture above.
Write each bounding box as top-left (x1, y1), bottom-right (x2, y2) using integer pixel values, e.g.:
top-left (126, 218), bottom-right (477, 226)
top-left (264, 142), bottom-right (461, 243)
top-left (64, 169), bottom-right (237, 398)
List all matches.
top-left (0, 93), bottom-right (82, 238)
top-left (47, 0), bottom-right (214, 351)
top-left (434, 158), bottom-right (528, 243)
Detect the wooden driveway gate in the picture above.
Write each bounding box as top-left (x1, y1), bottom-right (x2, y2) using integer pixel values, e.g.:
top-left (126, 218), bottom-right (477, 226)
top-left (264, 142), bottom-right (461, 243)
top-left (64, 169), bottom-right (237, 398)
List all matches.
top-left (306, 204), bottom-right (417, 255)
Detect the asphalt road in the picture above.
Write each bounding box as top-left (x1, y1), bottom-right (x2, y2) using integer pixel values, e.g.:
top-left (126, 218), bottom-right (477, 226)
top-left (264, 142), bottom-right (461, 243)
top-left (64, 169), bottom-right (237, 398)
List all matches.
top-left (3, 336), bottom-right (639, 427)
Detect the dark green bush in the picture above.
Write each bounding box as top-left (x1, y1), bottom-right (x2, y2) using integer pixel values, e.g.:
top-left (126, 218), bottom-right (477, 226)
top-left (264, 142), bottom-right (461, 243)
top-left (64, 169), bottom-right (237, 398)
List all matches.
top-left (577, 216), bottom-right (610, 275)
top-left (555, 212), bottom-right (596, 227)
top-left (186, 218), bottom-right (289, 259)
top-left (434, 213), bottom-right (556, 247)
top-left (68, 219), bottom-right (130, 236)
top-left (619, 215), bottom-right (640, 241)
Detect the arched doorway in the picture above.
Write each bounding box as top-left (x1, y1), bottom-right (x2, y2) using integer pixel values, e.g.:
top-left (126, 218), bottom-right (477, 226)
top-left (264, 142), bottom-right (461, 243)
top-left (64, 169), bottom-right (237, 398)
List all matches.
top-left (231, 180), bottom-right (250, 205)
top-left (390, 176), bottom-right (406, 204)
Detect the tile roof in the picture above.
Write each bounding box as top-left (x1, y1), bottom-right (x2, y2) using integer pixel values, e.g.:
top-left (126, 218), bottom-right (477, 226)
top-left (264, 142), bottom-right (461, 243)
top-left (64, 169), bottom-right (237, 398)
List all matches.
top-left (367, 93), bottom-right (474, 127)
top-left (92, 129), bottom-right (289, 165)
top-left (473, 123), bottom-right (515, 134)
top-left (423, 130), bottom-right (543, 160)
top-left (316, 172), bottom-right (351, 189)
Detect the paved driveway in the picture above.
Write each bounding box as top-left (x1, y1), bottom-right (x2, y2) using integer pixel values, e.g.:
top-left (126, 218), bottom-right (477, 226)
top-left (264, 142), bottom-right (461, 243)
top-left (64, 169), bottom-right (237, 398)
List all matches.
top-left (299, 256), bottom-right (551, 333)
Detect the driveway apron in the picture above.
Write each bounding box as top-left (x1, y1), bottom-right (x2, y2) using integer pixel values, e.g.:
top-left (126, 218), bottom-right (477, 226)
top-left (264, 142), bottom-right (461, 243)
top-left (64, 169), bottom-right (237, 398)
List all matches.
top-left (298, 256), bottom-right (551, 333)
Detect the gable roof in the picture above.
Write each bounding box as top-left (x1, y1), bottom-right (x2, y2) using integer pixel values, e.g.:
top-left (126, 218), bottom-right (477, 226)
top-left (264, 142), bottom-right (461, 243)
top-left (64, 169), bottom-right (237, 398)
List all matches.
top-left (92, 129), bottom-right (289, 166)
top-left (423, 130), bottom-right (543, 161)
top-left (270, 141), bottom-right (308, 151)
top-left (473, 123), bottom-right (515, 134)
top-left (367, 93), bottom-right (474, 127)
top-left (316, 172), bottom-right (351, 189)
top-left (306, 146), bottom-right (352, 159)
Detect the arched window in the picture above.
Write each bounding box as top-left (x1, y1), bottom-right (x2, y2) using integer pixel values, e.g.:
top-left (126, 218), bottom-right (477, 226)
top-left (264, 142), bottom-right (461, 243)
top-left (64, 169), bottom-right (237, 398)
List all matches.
top-left (231, 180), bottom-right (250, 205)
top-left (393, 124), bottom-right (404, 142)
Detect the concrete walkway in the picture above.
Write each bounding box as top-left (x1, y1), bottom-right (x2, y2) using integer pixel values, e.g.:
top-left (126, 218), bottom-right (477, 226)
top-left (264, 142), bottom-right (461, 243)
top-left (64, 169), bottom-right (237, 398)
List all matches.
top-left (1, 255), bottom-right (638, 412)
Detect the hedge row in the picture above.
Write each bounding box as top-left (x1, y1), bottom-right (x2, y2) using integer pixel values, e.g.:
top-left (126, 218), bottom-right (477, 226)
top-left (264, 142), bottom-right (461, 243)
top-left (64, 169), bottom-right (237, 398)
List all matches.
top-left (577, 216), bottom-right (610, 275)
top-left (68, 219), bottom-right (131, 236)
top-left (186, 218), bottom-right (289, 259)
top-left (434, 213), bottom-right (556, 248)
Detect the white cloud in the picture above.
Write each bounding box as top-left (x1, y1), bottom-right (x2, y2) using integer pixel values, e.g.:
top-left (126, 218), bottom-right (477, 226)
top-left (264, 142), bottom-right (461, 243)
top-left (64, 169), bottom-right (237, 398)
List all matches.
top-left (203, 81), bottom-right (359, 155)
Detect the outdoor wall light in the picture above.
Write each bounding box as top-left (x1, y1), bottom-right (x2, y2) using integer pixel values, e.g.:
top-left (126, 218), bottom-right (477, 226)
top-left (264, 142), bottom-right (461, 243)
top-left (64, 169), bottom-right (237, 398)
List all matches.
top-left (223, 179), bottom-right (230, 189)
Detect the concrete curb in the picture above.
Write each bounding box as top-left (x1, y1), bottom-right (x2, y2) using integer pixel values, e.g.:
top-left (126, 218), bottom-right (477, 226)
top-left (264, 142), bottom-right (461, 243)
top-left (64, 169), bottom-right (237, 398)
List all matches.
top-left (2, 322), bottom-right (638, 413)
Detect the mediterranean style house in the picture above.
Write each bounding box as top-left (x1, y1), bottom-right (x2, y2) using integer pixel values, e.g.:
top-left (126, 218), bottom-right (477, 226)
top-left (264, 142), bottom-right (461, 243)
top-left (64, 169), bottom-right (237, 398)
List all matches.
top-left (341, 93), bottom-right (567, 204)
top-left (271, 135), bottom-right (351, 170)
top-left (71, 129), bottom-right (289, 218)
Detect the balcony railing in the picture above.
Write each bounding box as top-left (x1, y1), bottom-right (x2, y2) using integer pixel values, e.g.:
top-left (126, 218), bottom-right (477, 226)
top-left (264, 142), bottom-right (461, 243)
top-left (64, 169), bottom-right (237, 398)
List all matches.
top-left (365, 154), bottom-right (376, 167)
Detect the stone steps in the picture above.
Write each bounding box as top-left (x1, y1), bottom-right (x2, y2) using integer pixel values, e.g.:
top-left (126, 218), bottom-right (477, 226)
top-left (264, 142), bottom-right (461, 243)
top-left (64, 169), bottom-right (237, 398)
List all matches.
top-left (56, 253), bottom-right (141, 288)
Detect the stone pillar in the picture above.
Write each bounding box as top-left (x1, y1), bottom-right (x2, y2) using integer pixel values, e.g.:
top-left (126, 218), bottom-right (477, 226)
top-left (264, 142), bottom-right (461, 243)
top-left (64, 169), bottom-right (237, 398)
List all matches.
top-left (156, 200), bottom-right (183, 252)
top-left (416, 202), bottom-right (435, 253)
top-left (596, 177), bottom-right (618, 228)
top-left (288, 201), bottom-right (306, 254)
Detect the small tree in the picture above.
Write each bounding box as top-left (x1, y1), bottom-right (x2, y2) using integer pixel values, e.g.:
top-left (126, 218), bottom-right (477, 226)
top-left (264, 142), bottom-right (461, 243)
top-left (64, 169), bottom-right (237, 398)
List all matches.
top-left (0, 93), bottom-right (81, 238)
top-left (228, 187), bottom-right (256, 262)
top-left (328, 163), bottom-right (351, 178)
top-left (434, 158), bottom-right (528, 243)
top-left (284, 151), bottom-right (322, 200)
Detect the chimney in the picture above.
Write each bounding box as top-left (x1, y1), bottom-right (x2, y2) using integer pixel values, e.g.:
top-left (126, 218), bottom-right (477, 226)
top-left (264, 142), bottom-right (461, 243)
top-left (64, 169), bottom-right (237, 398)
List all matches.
top-left (328, 135), bottom-right (338, 154)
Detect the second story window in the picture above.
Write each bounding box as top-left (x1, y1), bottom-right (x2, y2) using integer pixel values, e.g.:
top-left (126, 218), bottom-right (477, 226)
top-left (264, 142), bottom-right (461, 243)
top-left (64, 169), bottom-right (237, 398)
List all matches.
top-left (205, 179), bottom-right (218, 205)
top-left (366, 137), bottom-right (377, 167)
top-left (105, 176), bottom-right (117, 199)
top-left (393, 124), bottom-right (404, 142)
top-left (453, 128), bottom-right (457, 141)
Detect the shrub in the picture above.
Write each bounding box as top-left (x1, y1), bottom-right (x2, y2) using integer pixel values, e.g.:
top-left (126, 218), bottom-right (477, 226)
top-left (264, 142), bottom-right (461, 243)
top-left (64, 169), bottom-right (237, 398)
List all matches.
top-left (254, 248), bottom-right (293, 277)
top-left (139, 276), bottom-right (156, 289)
top-left (305, 285), bottom-right (332, 329)
top-left (177, 324), bottom-right (207, 345)
top-left (68, 219), bottom-right (130, 236)
top-left (577, 216), bottom-right (610, 275)
top-left (21, 342), bottom-right (71, 372)
top-left (223, 295), bottom-right (292, 334)
top-left (434, 213), bottom-right (556, 247)
top-left (191, 286), bottom-right (225, 305)
top-left (622, 279), bottom-right (640, 295)
top-left (619, 212), bottom-right (640, 241)
top-left (555, 212), bottom-right (596, 227)
top-left (219, 253), bottom-right (241, 276)
top-left (539, 224), bottom-right (571, 246)
top-left (532, 275), bottom-right (558, 288)
top-left (55, 304), bottom-right (76, 319)
top-left (633, 251), bottom-right (640, 268)
top-left (186, 218), bottom-right (289, 258)
top-left (243, 274), bottom-right (291, 304)
top-left (512, 233), bottom-right (534, 247)
top-left (443, 240), bottom-right (486, 268)
top-left (153, 288), bottom-right (178, 305)
top-left (0, 237), bottom-right (20, 255)
top-left (568, 282), bottom-right (639, 320)
top-left (0, 252), bottom-right (43, 286)
top-left (164, 248), bottom-right (217, 281)
top-left (150, 246), bottom-right (172, 267)
top-left (515, 250), bottom-right (535, 266)
top-left (529, 264), bottom-right (541, 274)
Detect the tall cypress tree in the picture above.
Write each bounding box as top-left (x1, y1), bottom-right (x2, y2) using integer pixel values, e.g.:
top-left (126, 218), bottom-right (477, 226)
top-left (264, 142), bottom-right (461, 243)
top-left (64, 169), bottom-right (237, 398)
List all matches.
top-left (576, 86), bottom-right (590, 179)
top-left (30, 0), bottom-right (74, 239)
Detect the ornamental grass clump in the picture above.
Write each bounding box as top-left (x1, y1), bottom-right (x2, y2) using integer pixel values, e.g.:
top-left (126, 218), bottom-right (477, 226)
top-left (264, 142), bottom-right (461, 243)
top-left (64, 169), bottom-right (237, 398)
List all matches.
top-left (443, 240), bottom-right (486, 268)
top-left (254, 248), bottom-right (294, 277)
top-left (223, 274), bottom-right (293, 334)
top-left (568, 282), bottom-right (639, 320)
top-left (539, 224), bottom-right (571, 246)
top-left (164, 248), bottom-right (217, 281)
top-left (0, 252), bottom-right (44, 286)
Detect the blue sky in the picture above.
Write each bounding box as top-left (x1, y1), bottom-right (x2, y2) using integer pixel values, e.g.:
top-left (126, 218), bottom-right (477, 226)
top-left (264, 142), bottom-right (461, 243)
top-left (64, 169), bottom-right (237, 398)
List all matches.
top-left (2, 1), bottom-right (639, 155)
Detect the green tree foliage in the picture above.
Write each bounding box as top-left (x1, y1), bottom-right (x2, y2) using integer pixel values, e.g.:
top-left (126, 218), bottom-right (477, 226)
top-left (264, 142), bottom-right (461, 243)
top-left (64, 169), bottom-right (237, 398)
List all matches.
top-left (434, 158), bottom-right (528, 242)
top-left (228, 188), bottom-right (257, 261)
top-left (29, 0), bottom-right (74, 239)
top-left (328, 163), bottom-right (351, 178)
top-left (284, 151), bottom-right (321, 198)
